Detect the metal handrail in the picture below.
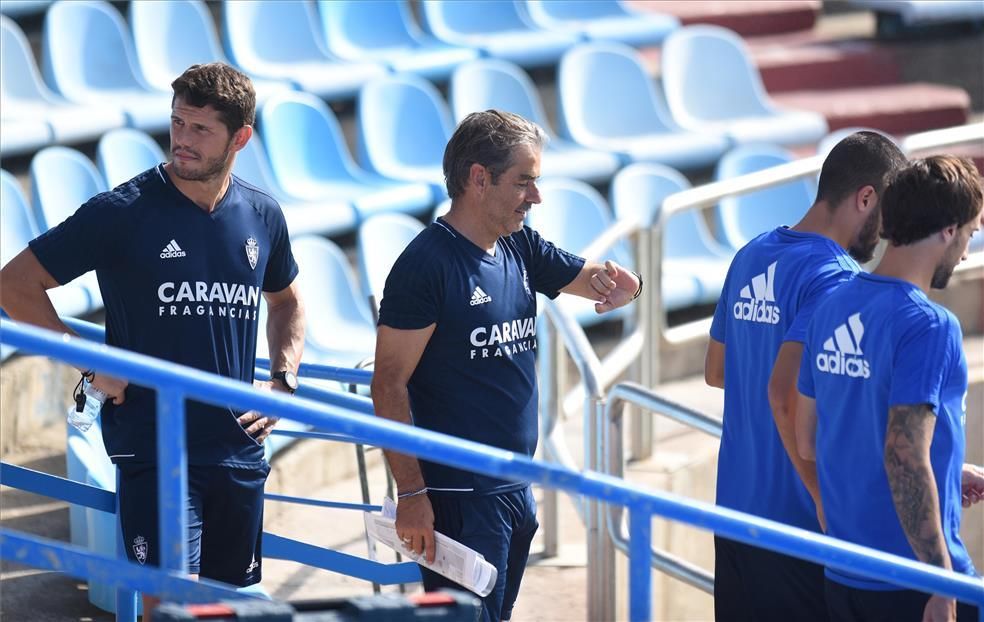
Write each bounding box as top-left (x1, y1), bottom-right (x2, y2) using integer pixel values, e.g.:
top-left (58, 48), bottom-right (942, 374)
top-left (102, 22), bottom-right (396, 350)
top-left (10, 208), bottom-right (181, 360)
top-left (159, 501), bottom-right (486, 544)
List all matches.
top-left (2, 319), bottom-right (982, 622)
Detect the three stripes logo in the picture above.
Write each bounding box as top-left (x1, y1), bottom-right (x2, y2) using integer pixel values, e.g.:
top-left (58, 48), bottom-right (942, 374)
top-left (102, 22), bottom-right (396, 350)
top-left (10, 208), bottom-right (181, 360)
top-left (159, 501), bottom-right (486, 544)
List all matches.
top-left (816, 312), bottom-right (871, 379)
top-left (732, 261), bottom-right (780, 324)
top-left (470, 286), bottom-right (492, 306)
top-left (160, 239), bottom-right (187, 259)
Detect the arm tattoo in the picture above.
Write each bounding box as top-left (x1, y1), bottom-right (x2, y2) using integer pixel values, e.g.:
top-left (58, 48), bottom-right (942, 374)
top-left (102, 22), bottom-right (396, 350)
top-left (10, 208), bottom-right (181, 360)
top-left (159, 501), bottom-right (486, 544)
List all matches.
top-left (884, 403), bottom-right (949, 568)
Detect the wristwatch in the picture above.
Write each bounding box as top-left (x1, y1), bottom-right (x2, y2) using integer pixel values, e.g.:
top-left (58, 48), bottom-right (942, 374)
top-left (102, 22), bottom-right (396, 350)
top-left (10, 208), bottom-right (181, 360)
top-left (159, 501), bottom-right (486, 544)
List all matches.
top-left (271, 370), bottom-right (298, 394)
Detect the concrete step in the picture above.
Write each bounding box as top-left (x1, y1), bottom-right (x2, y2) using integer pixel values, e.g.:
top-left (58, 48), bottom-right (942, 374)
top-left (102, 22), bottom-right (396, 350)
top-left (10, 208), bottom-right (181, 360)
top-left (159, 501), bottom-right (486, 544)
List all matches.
top-left (772, 82), bottom-right (971, 134)
top-left (753, 40), bottom-right (900, 92)
top-left (628, 0), bottom-right (821, 37)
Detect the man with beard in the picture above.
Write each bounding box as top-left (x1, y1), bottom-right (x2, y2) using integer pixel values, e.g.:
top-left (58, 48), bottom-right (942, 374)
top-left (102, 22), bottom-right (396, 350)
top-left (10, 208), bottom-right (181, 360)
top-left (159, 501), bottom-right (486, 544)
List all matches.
top-left (797, 155), bottom-right (983, 622)
top-left (0, 63), bottom-right (304, 616)
top-left (704, 131), bottom-right (905, 621)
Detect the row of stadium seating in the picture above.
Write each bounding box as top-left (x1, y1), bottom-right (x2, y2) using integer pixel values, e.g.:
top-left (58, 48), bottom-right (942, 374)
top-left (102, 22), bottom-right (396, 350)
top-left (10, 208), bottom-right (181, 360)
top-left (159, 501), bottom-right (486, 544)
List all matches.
top-left (1, 0), bottom-right (827, 158)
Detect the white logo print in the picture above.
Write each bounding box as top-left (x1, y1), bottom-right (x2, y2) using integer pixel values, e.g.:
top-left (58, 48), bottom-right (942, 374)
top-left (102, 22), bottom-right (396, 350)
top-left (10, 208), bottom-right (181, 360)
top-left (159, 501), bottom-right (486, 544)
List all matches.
top-left (522, 269), bottom-right (532, 297)
top-left (816, 312), bottom-right (871, 379)
top-left (160, 239), bottom-right (187, 259)
top-left (245, 237), bottom-right (259, 270)
top-left (246, 555), bottom-right (259, 574)
top-left (132, 535), bottom-right (148, 565)
top-left (470, 286), bottom-right (492, 306)
top-left (733, 261), bottom-right (781, 324)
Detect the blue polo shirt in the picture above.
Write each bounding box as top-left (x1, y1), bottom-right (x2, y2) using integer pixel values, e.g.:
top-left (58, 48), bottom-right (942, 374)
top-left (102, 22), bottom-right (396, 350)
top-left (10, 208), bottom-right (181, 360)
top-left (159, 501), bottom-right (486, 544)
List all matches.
top-left (30, 164), bottom-right (298, 467)
top-left (377, 219), bottom-right (584, 494)
top-left (799, 273), bottom-right (976, 589)
top-left (710, 227), bottom-right (859, 530)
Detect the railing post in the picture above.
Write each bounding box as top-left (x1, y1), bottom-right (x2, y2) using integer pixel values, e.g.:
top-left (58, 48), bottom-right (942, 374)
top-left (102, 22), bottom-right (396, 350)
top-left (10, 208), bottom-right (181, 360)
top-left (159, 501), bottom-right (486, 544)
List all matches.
top-left (587, 395), bottom-right (616, 622)
top-left (538, 319), bottom-right (559, 558)
top-left (629, 508), bottom-right (653, 622)
top-left (157, 390), bottom-right (189, 576)
top-left (633, 223), bottom-right (659, 460)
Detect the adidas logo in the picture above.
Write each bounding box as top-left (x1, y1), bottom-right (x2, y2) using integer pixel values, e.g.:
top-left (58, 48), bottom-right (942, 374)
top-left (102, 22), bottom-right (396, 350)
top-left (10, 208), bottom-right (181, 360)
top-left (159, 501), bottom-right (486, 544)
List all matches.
top-left (816, 312), bottom-right (871, 379)
top-left (160, 239), bottom-right (187, 259)
top-left (469, 286), bottom-right (492, 306)
top-left (732, 261), bottom-right (780, 324)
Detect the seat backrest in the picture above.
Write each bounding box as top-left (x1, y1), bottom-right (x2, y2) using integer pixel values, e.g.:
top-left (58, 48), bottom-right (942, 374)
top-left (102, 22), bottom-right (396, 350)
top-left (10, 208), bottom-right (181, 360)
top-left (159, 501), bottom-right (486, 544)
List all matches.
top-left (356, 74), bottom-right (454, 174)
top-left (420, 0), bottom-right (530, 37)
top-left (232, 135), bottom-right (287, 197)
top-left (557, 42), bottom-right (672, 142)
top-left (449, 59), bottom-right (552, 132)
top-left (318, 0), bottom-right (417, 58)
top-left (130, 0), bottom-right (226, 92)
top-left (223, 0), bottom-right (329, 67)
top-left (42, 0), bottom-right (149, 99)
top-left (1, 15), bottom-right (54, 105)
top-left (661, 25), bottom-right (769, 124)
top-left (30, 146), bottom-right (108, 231)
top-left (1, 169), bottom-right (40, 265)
top-left (290, 235), bottom-right (374, 347)
top-left (715, 144), bottom-right (815, 249)
top-left (610, 162), bottom-right (726, 259)
top-left (96, 128), bottom-right (166, 188)
top-left (525, 0), bottom-right (625, 22)
top-left (357, 212), bottom-right (425, 308)
top-left (528, 177), bottom-right (633, 267)
top-left (258, 92), bottom-right (362, 188)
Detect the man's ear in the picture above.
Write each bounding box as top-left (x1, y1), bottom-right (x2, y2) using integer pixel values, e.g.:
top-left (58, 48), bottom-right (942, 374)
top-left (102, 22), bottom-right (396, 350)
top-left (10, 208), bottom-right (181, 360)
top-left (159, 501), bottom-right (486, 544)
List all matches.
top-left (940, 223), bottom-right (958, 244)
top-left (231, 125), bottom-right (253, 152)
top-left (856, 185), bottom-right (877, 214)
top-left (468, 163), bottom-right (487, 193)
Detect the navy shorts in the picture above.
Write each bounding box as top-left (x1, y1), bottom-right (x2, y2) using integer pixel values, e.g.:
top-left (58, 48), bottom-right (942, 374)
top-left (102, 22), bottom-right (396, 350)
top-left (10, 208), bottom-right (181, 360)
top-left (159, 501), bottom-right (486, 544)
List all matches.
top-left (714, 536), bottom-right (828, 622)
top-left (117, 462), bottom-right (269, 587)
top-left (825, 576), bottom-right (981, 622)
top-left (421, 485), bottom-right (538, 622)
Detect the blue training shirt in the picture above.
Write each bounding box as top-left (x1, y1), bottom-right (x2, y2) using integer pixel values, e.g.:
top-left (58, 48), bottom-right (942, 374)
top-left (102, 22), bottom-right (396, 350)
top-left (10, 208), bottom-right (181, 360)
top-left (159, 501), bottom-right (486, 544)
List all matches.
top-left (30, 165), bottom-right (298, 467)
top-left (710, 227), bottom-right (860, 530)
top-left (799, 273), bottom-right (975, 589)
top-left (377, 219), bottom-right (584, 494)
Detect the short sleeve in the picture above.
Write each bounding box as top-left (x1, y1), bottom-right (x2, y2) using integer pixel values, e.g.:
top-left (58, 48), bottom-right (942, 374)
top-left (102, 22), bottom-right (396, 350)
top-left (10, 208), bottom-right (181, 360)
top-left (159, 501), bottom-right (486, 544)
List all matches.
top-left (526, 227), bottom-right (585, 299)
top-left (29, 194), bottom-right (122, 285)
top-left (709, 267), bottom-right (733, 343)
top-left (888, 313), bottom-right (952, 413)
top-left (261, 203), bottom-right (298, 293)
top-left (797, 337), bottom-right (816, 398)
top-left (377, 248), bottom-right (443, 330)
top-left (784, 260), bottom-right (855, 344)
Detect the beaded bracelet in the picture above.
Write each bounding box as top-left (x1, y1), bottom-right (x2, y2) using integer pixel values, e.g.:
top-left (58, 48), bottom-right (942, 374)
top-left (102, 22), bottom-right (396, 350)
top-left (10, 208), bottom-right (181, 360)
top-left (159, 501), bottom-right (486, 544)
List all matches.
top-left (397, 488), bottom-right (429, 500)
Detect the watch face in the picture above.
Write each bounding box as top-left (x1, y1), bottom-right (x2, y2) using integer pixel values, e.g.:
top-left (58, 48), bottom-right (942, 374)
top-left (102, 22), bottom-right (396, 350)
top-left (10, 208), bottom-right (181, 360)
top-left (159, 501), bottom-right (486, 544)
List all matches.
top-left (277, 371), bottom-right (298, 392)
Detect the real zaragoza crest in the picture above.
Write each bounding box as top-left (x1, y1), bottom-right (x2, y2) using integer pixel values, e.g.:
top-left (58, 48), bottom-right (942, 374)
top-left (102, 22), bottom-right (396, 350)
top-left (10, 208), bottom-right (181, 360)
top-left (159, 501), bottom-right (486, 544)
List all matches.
top-left (132, 535), bottom-right (148, 565)
top-left (245, 236), bottom-right (259, 270)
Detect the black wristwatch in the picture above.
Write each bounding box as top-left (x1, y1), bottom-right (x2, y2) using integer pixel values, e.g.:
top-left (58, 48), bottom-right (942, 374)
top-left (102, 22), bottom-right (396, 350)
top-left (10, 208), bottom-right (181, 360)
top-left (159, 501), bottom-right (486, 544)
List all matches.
top-left (271, 370), bottom-right (298, 394)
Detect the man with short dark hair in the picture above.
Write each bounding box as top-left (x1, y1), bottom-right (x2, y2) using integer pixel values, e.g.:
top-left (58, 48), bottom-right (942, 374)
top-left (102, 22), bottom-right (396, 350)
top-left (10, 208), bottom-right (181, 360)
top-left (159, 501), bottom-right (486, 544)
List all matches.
top-left (0, 63), bottom-right (305, 615)
top-left (371, 109), bottom-right (641, 622)
top-left (705, 132), bottom-right (906, 621)
top-left (797, 155), bottom-right (983, 622)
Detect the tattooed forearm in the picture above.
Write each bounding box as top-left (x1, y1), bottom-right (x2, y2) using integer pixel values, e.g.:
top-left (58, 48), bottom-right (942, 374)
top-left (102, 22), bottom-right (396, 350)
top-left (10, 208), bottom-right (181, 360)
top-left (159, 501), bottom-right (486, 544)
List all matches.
top-left (884, 403), bottom-right (951, 569)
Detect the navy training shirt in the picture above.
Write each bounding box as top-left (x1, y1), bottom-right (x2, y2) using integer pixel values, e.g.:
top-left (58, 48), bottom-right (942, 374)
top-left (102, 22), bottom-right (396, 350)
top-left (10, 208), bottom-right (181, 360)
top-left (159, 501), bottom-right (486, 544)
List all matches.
top-left (30, 165), bottom-right (298, 467)
top-left (710, 227), bottom-right (860, 530)
top-left (377, 219), bottom-right (584, 494)
top-left (799, 274), bottom-right (975, 589)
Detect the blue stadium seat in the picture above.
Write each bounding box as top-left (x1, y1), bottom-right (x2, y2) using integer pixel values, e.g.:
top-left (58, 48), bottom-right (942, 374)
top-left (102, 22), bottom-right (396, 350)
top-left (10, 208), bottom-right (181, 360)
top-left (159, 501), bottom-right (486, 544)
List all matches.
top-left (233, 136), bottom-right (359, 238)
top-left (129, 0), bottom-right (294, 103)
top-left (526, 178), bottom-right (634, 327)
top-left (222, 0), bottom-right (386, 101)
top-left (0, 0), bottom-right (52, 17)
top-left (610, 163), bottom-right (727, 307)
top-left (1, 168), bottom-right (93, 319)
top-left (557, 42), bottom-right (729, 170)
top-left (356, 74), bottom-right (452, 203)
top-left (520, 0), bottom-right (678, 47)
top-left (432, 199), bottom-right (452, 222)
top-left (418, 0), bottom-right (580, 68)
top-left (291, 236), bottom-right (377, 366)
top-left (357, 212), bottom-right (425, 312)
top-left (42, 0), bottom-right (172, 133)
top-left (661, 26), bottom-right (829, 148)
top-left (1, 15), bottom-right (124, 153)
top-left (96, 129), bottom-right (165, 189)
top-left (259, 92), bottom-right (433, 221)
top-left (29, 147), bottom-right (108, 312)
top-left (450, 59), bottom-right (621, 184)
top-left (714, 144), bottom-right (816, 251)
top-left (317, 0), bottom-right (478, 82)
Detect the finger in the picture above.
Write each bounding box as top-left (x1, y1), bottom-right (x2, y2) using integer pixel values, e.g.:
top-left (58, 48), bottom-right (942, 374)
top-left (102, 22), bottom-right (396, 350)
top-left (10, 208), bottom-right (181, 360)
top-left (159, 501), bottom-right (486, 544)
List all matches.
top-left (247, 418), bottom-right (270, 436)
top-left (594, 269), bottom-right (615, 291)
top-left (424, 530), bottom-right (436, 564)
top-left (112, 391), bottom-right (126, 406)
top-left (604, 259), bottom-right (618, 278)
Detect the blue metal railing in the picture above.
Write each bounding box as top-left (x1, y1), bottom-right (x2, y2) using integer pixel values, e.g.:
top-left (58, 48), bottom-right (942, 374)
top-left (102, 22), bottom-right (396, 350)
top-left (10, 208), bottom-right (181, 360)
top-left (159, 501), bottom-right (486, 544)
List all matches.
top-left (1, 318), bottom-right (982, 621)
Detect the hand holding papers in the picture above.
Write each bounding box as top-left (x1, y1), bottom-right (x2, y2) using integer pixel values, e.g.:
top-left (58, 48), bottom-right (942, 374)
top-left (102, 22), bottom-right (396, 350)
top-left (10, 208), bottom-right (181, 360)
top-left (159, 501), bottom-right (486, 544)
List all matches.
top-left (363, 497), bottom-right (498, 597)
